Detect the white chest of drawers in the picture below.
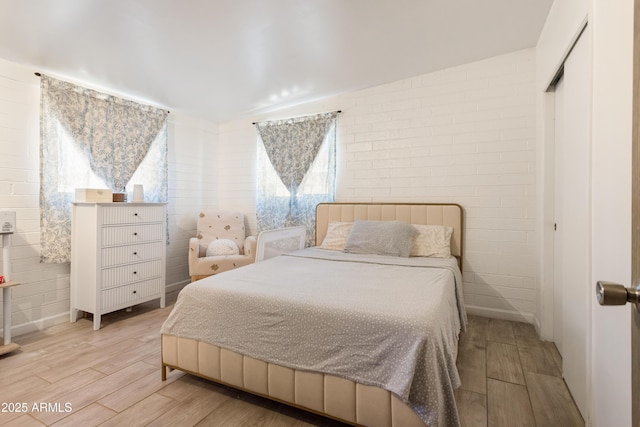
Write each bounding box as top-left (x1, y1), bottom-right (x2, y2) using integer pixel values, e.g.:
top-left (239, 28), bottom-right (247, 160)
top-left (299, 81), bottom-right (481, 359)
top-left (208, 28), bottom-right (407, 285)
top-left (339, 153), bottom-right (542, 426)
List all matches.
top-left (70, 202), bottom-right (166, 330)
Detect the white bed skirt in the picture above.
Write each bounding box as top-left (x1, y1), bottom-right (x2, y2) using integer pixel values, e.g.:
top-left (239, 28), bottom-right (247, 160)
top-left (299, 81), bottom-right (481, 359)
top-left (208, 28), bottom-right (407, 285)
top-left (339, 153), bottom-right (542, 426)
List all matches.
top-left (161, 334), bottom-right (427, 427)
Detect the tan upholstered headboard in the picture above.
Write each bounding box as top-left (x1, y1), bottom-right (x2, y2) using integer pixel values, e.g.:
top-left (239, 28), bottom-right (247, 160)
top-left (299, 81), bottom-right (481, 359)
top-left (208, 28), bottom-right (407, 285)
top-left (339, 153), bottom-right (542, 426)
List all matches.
top-left (315, 203), bottom-right (464, 265)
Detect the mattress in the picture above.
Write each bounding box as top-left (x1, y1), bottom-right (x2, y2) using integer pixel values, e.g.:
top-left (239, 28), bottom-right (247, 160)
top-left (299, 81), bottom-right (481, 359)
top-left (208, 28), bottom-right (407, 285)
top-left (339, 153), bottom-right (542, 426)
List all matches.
top-left (161, 248), bottom-right (466, 426)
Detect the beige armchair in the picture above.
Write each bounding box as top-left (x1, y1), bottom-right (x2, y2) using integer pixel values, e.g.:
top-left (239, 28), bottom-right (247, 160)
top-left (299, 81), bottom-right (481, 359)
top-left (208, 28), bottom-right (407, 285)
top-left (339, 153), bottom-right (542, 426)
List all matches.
top-left (188, 210), bottom-right (256, 282)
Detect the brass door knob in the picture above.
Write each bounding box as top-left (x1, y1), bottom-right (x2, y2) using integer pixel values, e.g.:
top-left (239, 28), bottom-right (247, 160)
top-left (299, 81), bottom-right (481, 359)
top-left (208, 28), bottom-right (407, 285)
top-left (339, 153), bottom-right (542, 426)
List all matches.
top-left (596, 281), bottom-right (640, 305)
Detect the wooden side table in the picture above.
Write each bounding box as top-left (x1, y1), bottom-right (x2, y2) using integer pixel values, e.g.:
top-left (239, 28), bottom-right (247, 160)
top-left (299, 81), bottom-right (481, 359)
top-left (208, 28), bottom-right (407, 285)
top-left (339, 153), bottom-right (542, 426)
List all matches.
top-left (0, 282), bottom-right (20, 355)
top-left (0, 232), bottom-right (20, 355)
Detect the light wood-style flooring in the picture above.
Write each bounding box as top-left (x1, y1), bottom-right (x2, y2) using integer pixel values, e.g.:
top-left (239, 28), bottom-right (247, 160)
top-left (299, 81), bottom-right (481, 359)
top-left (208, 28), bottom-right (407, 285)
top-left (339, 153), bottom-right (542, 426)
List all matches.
top-left (455, 315), bottom-right (584, 427)
top-left (0, 292), bottom-right (584, 426)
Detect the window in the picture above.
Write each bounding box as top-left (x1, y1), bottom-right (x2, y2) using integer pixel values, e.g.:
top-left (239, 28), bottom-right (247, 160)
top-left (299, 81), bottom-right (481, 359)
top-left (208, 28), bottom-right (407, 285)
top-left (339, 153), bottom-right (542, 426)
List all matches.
top-left (39, 75), bottom-right (168, 263)
top-left (255, 112), bottom-right (338, 246)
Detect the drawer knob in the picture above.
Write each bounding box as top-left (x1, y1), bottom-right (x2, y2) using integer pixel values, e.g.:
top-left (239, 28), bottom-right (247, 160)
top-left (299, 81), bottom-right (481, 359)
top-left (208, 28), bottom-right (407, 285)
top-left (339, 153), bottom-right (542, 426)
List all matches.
top-left (134, 213), bottom-right (138, 216)
top-left (133, 252), bottom-right (137, 255)
top-left (133, 271), bottom-right (137, 275)
top-left (133, 290), bottom-right (137, 294)
top-left (133, 232), bottom-right (138, 236)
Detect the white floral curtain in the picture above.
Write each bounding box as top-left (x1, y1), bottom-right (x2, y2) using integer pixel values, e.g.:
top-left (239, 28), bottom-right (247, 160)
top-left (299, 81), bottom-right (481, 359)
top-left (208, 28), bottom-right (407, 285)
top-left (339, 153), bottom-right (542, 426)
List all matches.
top-left (255, 111), bottom-right (338, 245)
top-left (40, 75), bottom-right (169, 263)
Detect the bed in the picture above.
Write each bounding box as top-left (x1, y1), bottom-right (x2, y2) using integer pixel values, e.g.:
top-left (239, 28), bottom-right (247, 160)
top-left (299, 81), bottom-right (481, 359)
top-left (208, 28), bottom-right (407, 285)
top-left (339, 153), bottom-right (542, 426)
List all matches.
top-left (161, 203), bottom-right (466, 427)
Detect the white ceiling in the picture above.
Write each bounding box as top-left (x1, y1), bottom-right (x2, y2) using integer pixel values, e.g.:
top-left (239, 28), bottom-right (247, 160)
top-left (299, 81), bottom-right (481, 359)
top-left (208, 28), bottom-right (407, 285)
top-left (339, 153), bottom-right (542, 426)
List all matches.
top-left (0, 0), bottom-right (553, 122)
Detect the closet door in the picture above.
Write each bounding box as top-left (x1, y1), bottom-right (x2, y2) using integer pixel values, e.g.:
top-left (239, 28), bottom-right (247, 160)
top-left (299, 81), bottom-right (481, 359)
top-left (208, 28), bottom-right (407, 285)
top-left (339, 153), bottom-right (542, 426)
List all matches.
top-left (553, 30), bottom-right (590, 418)
top-left (553, 74), bottom-right (564, 356)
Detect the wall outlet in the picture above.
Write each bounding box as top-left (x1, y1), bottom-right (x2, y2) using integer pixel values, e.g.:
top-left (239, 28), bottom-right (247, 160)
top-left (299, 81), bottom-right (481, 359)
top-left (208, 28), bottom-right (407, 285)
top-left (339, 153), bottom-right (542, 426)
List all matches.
top-left (0, 211), bottom-right (16, 234)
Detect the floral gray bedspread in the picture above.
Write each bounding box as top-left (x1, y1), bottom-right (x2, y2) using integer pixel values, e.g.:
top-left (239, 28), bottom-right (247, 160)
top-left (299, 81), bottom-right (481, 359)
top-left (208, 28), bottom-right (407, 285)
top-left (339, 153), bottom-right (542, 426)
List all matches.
top-left (161, 248), bottom-right (466, 426)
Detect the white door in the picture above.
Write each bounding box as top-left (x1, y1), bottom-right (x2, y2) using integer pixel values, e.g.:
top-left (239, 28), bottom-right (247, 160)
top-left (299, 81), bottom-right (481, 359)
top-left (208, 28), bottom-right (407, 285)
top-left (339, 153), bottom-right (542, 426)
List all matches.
top-left (589, 1), bottom-right (634, 425)
top-left (553, 30), bottom-right (590, 418)
top-left (593, 1), bottom-right (638, 425)
top-left (633, 5), bottom-right (640, 419)
top-left (631, 3), bottom-right (639, 422)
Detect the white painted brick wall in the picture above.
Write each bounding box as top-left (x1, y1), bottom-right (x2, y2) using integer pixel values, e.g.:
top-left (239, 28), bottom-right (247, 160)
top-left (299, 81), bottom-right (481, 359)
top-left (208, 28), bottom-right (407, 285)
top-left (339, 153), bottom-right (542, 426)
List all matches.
top-left (216, 123), bottom-right (259, 234)
top-left (165, 114), bottom-right (219, 287)
top-left (0, 60), bottom-right (56, 334)
top-left (0, 58), bottom-right (216, 336)
top-left (218, 48), bottom-right (537, 323)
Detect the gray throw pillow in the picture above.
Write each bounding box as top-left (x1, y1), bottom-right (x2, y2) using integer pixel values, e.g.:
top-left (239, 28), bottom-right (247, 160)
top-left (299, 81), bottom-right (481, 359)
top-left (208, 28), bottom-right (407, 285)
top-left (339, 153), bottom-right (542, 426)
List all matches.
top-left (343, 220), bottom-right (417, 257)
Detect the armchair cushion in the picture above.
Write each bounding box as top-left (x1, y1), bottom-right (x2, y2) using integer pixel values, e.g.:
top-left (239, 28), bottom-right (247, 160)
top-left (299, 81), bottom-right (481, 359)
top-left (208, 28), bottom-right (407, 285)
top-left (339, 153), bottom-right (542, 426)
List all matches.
top-left (189, 254), bottom-right (254, 277)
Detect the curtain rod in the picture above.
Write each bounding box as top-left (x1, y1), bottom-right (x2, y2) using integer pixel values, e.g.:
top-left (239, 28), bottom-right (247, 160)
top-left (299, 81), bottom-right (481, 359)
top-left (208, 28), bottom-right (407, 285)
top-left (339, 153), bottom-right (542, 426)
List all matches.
top-left (34, 72), bottom-right (170, 114)
top-left (252, 110), bottom-right (342, 125)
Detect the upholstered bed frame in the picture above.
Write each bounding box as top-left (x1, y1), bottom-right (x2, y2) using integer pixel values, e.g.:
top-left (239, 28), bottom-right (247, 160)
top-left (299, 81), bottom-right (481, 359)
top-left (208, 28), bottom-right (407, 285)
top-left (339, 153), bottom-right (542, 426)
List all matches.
top-left (315, 203), bottom-right (463, 268)
top-left (161, 203), bottom-right (464, 427)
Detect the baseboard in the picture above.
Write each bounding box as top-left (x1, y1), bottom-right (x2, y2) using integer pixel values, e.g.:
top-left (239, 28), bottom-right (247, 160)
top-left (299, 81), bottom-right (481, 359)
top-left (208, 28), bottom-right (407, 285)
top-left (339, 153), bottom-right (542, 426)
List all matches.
top-left (532, 315), bottom-right (543, 338)
top-left (465, 304), bottom-right (535, 324)
top-left (166, 279), bottom-right (189, 294)
top-left (2, 280), bottom-right (191, 340)
top-left (2, 312), bottom-right (69, 339)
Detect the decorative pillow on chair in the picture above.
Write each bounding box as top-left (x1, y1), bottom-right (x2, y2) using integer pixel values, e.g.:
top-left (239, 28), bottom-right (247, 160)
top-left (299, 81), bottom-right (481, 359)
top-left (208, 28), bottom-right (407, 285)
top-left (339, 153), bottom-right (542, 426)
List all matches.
top-left (206, 239), bottom-right (240, 257)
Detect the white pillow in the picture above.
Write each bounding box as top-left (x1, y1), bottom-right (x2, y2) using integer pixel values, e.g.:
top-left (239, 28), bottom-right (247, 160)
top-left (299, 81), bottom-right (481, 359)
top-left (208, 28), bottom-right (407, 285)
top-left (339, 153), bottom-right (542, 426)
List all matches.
top-left (410, 224), bottom-right (453, 258)
top-left (206, 239), bottom-right (240, 256)
top-left (319, 221), bottom-right (353, 251)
